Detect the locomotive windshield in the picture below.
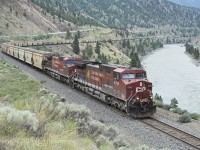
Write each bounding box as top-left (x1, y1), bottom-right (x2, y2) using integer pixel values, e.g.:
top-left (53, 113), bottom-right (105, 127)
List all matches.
top-left (122, 73), bottom-right (135, 79)
top-left (122, 73), bottom-right (146, 79)
top-left (135, 73), bottom-right (146, 79)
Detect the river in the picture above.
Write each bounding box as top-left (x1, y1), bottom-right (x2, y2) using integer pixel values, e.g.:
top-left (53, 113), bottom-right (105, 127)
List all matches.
top-left (142, 44), bottom-right (200, 114)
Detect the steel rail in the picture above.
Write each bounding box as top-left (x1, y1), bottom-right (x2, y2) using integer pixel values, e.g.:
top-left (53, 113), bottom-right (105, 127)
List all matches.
top-left (141, 118), bottom-right (200, 149)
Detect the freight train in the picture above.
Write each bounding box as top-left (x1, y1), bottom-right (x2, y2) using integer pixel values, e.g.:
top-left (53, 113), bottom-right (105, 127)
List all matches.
top-left (1, 43), bottom-right (156, 118)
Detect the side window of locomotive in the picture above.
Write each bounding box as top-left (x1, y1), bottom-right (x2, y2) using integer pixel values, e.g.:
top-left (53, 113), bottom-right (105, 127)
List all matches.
top-left (106, 68), bottom-right (111, 74)
top-left (114, 73), bottom-right (120, 81)
top-left (135, 73), bottom-right (146, 79)
top-left (65, 60), bottom-right (75, 65)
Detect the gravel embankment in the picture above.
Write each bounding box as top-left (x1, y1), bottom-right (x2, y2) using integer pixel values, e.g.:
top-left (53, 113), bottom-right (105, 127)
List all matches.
top-left (154, 108), bottom-right (200, 139)
top-left (0, 51), bottom-right (199, 150)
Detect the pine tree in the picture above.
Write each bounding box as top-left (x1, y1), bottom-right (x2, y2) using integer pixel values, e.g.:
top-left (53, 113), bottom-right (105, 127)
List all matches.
top-left (77, 30), bottom-right (81, 39)
top-left (72, 35), bottom-right (80, 54)
top-left (101, 53), bottom-right (108, 64)
top-left (95, 41), bottom-right (100, 54)
top-left (15, 11), bottom-right (18, 16)
top-left (130, 52), bottom-right (141, 68)
top-left (125, 30), bottom-right (129, 37)
top-left (127, 39), bottom-right (131, 48)
top-left (194, 48), bottom-right (200, 59)
top-left (65, 30), bottom-right (71, 39)
top-left (86, 44), bottom-right (93, 58)
top-left (5, 23), bottom-right (9, 28)
top-left (82, 44), bottom-right (93, 59)
top-left (82, 49), bottom-right (87, 59)
top-left (9, 6), bottom-right (12, 12)
top-left (122, 39), bottom-right (126, 48)
top-left (115, 59), bottom-right (120, 64)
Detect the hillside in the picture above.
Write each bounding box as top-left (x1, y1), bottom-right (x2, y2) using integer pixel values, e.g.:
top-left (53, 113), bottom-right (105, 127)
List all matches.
top-left (0, 0), bottom-right (184, 66)
top-left (31, 0), bottom-right (200, 30)
top-left (0, 0), bottom-right (76, 36)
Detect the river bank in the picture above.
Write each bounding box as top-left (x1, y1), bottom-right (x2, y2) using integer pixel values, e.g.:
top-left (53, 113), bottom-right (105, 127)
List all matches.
top-left (185, 52), bottom-right (200, 66)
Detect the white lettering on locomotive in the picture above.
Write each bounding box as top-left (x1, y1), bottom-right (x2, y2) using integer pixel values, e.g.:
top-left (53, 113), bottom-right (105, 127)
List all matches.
top-left (91, 76), bottom-right (100, 81)
top-left (136, 87), bottom-right (146, 92)
top-left (114, 81), bottom-right (119, 86)
top-left (91, 71), bottom-right (103, 77)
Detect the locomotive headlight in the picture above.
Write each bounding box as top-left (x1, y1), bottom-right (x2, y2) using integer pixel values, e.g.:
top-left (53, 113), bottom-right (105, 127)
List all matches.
top-left (136, 97), bottom-right (139, 100)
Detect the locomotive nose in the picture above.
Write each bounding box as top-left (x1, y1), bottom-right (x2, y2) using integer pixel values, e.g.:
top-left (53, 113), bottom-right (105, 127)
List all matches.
top-left (133, 81), bottom-right (152, 102)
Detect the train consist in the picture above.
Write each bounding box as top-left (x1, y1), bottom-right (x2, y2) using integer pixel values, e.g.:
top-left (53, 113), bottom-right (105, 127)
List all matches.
top-left (1, 43), bottom-right (156, 118)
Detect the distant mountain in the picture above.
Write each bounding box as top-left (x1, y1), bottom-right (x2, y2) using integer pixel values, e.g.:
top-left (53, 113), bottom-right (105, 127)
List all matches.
top-left (168, 0), bottom-right (200, 9)
top-left (32, 0), bottom-right (200, 30)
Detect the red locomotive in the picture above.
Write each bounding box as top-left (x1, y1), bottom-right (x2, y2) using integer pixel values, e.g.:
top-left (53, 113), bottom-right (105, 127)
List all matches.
top-left (1, 43), bottom-right (156, 118)
top-left (73, 61), bottom-right (156, 118)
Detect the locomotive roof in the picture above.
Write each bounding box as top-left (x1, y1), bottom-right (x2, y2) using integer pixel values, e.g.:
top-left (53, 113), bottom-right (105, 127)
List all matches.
top-left (114, 68), bottom-right (146, 73)
top-left (100, 64), bottom-right (127, 69)
top-left (74, 60), bottom-right (101, 68)
top-left (87, 64), bottom-right (100, 68)
top-left (114, 68), bottom-right (125, 73)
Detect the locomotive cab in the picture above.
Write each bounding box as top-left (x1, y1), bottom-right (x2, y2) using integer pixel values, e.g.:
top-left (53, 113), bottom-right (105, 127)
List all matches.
top-left (51, 56), bottom-right (82, 77)
top-left (113, 68), bottom-right (156, 118)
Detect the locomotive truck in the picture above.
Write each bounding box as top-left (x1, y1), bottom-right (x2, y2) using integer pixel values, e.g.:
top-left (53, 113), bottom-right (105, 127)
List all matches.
top-left (1, 43), bottom-right (156, 118)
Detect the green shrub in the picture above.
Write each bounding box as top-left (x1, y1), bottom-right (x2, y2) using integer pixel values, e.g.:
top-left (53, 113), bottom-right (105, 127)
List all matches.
top-left (169, 107), bottom-right (182, 114)
top-left (112, 138), bottom-right (131, 150)
top-left (178, 113), bottom-right (191, 123)
top-left (0, 142), bottom-right (8, 150)
top-left (95, 135), bottom-right (109, 147)
top-left (38, 88), bottom-right (48, 96)
top-left (181, 109), bottom-right (188, 114)
top-left (136, 145), bottom-right (151, 150)
top-left (104, 126), bottom-right (118, 141)
top-left (190, 113), bottom-right (200, 120)
top-left (155, 101), bottom-right (164, 108)
top-left (36, 92), bottom-right (133, 149)
top-left (162, 104), bottom-right (171, 110)
top-left (0, 106), bottom-right (39, 135)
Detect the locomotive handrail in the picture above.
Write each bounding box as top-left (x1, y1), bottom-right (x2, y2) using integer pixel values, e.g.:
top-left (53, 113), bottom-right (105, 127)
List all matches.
top-left (127, 90), bottom-right (134, 101)
top-left (126, 92), bottom-right (138, 115)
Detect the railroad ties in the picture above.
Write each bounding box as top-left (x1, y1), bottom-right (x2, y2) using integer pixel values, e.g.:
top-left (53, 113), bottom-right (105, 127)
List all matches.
top-left (141, 118), bottom-right (200, 150)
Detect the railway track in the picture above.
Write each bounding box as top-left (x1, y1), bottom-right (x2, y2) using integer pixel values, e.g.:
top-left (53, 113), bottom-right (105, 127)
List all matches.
top-left (10, 35), bottom-right (189, 47)
top-left (141, 118), bottom-right (200, 150)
